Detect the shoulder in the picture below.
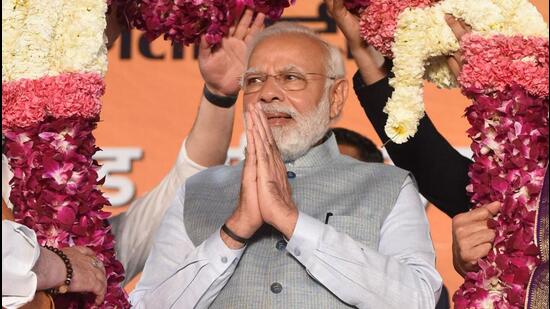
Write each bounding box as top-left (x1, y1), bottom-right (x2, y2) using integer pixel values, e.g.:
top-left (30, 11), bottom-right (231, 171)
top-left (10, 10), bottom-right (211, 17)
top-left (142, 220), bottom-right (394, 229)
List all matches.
top-left (335, 154), bottom-right (409, 180)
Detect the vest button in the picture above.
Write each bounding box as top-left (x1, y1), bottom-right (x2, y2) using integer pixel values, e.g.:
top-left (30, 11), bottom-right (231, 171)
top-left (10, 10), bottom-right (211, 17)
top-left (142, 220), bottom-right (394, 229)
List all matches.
top-left (287, 171), bottom-right (296, 179)
top-left (270, 282), bottom-right (283, 294)
top-left (275, 240), bottom-right (286, 251)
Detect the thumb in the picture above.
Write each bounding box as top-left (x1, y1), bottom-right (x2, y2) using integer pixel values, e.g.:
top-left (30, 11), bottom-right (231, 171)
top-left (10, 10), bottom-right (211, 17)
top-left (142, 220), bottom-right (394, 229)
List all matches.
top-left (444, 14), bottom-right (469, 42)
top-left (198, 35), bottom-right (211, 57)
top-left (446, 56), bottom-right (461, 79)
top-left (484, 201), bottom-right (501, 216)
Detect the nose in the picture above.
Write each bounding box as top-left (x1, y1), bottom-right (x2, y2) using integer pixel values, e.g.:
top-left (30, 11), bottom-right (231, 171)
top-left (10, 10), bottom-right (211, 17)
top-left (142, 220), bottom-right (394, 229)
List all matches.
top-left (258, 76), bottom-right (284, 104)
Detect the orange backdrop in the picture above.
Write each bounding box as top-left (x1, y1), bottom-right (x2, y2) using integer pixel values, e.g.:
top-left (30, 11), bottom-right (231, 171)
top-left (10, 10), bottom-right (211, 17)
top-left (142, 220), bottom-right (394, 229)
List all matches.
top-left (96, 0), bottom-right (549, 303)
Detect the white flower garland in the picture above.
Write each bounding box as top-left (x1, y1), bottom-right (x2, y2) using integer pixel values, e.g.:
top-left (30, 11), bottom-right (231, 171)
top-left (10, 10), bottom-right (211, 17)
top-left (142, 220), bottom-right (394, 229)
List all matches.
top-left (2, 0), bottom-right (107, 82)
top-left (386, 0), bottom-right (548, 143)
top-left (2, 0), bottom-right (63, 81)
top-left (2, 0), bottom-right (30, 81)
top-left (51, 0), bottom-right (108, 76)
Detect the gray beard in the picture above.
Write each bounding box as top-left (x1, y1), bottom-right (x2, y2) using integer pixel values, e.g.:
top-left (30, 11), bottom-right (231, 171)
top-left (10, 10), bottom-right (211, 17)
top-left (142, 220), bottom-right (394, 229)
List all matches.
top-left (260, 95), bottom-right (331, 162)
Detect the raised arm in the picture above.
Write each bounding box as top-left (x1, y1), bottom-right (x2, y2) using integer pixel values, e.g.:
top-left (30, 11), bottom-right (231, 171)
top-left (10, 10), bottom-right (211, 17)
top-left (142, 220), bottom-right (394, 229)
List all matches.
top-left (110, 10), bottom-right (266, 283)
top-left (354, 73), bottom-right (472, 217)
top-left (186, 9), bottom-right (264, 166)
top-left (326, 0), bottom-right (472, 217)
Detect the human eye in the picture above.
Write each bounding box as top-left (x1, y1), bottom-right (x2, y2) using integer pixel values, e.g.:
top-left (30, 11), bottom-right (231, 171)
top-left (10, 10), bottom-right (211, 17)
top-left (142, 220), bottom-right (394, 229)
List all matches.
top-left (245, 75), bottom-right (265, 86)
top-left (282, 72), bottom-right (305, 82)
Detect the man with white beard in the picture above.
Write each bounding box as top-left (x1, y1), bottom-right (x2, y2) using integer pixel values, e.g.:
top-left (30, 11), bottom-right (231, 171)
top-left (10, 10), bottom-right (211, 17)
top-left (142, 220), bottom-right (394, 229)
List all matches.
top-left (130, 23), bottom-right (442, 309)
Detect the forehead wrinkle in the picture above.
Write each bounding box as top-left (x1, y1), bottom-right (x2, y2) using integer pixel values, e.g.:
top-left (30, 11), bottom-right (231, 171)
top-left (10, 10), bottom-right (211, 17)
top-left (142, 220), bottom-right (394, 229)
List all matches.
top-left (279, 64), bottom-right (304, 73)
top-left (244, 64), bottom-right (305, 75)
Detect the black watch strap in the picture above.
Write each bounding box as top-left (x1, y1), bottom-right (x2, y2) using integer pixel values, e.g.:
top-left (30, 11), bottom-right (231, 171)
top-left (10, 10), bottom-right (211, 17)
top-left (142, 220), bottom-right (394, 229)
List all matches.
top-left (221, 224), bottom-right (249, 244)
top-left (203, 85), bottom-right (238, 108)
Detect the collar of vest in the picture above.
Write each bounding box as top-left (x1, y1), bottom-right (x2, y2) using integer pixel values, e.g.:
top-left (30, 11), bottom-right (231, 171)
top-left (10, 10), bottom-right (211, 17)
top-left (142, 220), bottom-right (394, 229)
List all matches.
top-left (284, 132), bottom-right (340, 168)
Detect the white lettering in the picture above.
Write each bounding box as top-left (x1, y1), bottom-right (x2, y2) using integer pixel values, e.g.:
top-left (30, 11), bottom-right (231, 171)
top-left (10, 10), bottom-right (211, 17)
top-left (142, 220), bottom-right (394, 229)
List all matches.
top-left (94, 148), bottom-right (143, 207)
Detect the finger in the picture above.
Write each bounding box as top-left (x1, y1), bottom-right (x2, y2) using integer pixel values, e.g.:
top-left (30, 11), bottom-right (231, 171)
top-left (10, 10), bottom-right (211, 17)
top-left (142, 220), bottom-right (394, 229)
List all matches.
top-left (198, 35), bottom-right (212, 59)
top-left (93, 276), bottom-right (107, 305)
top-left (256, 106), bottom-right (276, 147)
top-left (334, 0), bottom-right (345, 11)
top-left (324, 0), bottom-right (333, 12)
top-left (484, 201), bottom-right (501, 216)
top-left (94, 266), bottom-right (107, 283)
top-left (234, 9), bottom-right (254, 40)
top-left (245, 13), bottom-right (265, 43)
top-left (253, 127), bottom-right (273, 193)
top-left (329, 0), bottom-right (347, 18)
top-left (250, 104), bottom-right (271, 168)
top-left (89, 255), bottom-right (103, 267)
top-left (252, 106), bottom-right (269, 148)
top-left (74, 246), bottom-right (95, 256)
top-left (461, 260), bottom-right (480, 273)
top-left (257, 107), bottom-right (285, 164)
top-left (95, 294), bottom-right (104, 306)
top-left (96, 259), bottom-right (107, 276)
top-left (454, 220), bottom-right (491, 241)
top-left (446, 56), bottom-right (461, 78)
top-left (228, 25), bottom-right (236, 38)
top-left (466, 206), bottom-right (497, 222)
top-left (90, 266), bottom-right (107, 293)
top-left (464, 229), bottom-right (496, 249)
top-left (326, 0), bottom-right (343, 12)
top-left (255, 108), bottom-right (278, 167)
top-left (466, 243), bottom-right (493, 262)
top-left (458, 18), bottom-right (472, 32)
top-left (252, 116), bottom-right (268, 164)
top-left (444, 14), bottom-right (468, 42)
top-left (254, 107), bottom-right (284, 181)
top-left (244, 112), bottom-right (257, 166)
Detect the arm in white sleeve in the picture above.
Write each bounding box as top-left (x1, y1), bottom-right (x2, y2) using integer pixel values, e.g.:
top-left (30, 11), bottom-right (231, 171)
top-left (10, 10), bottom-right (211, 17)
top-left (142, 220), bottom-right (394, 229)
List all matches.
top-left (110, 139), bottom-right (206, 283)
top-left (129, 186), bottom-right (244, 309)
top-left (2, 155), bottom-right (14, 210)
top-left (2, 220), bottom-right (41, 308)
top-left (285, 176), bottom-right (442, 309)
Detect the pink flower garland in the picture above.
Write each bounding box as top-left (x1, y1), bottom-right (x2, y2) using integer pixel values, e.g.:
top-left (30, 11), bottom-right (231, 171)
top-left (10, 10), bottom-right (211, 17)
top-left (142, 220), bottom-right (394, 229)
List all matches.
top-left (2, 72), bottom-right (130, 307)
top-left (4, 116), bottom-right (130, 308)
top-left (113, 0), bottom-right (295, 46)
top-left (358, 0), bottom-right (438, 57)
top-left (2, 72), bottom-right (104, 129)
top-left (459, 35), bottom-right (549, 98)
top-left (453, 35), bottom-right (549, 309)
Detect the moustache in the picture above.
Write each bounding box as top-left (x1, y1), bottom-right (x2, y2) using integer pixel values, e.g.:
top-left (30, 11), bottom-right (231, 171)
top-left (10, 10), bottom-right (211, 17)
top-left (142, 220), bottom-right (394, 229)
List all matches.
top-left (257, 103), bottom-right (300, 119)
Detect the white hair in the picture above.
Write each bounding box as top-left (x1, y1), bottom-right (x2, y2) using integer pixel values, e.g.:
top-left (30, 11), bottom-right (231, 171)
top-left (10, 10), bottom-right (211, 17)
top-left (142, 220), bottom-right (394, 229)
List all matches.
top-left (247, 22), bottom-right (346, 80)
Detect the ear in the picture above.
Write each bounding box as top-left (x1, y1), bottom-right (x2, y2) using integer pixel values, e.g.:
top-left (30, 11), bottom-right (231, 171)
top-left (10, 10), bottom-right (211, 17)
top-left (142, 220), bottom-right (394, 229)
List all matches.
top-left (329, 79), bottom-right (349, 120)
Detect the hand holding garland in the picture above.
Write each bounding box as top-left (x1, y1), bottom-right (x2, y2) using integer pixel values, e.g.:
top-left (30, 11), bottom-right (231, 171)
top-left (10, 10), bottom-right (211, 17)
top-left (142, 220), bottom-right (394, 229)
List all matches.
top-left (34, 246), bottom-right (107, 305)
top-left (325, 0), bottom-right (386, 85)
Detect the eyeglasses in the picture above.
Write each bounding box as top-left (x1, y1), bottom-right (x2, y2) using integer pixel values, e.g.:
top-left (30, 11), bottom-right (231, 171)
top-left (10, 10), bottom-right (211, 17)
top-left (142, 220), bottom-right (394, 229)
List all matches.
top-left (241, 71), bottom-right (337, 94)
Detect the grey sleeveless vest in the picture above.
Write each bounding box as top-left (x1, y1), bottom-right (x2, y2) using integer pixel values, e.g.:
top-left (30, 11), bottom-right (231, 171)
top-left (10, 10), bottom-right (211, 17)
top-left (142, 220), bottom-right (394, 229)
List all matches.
top-left (184, 135), bottom-right (409, 308)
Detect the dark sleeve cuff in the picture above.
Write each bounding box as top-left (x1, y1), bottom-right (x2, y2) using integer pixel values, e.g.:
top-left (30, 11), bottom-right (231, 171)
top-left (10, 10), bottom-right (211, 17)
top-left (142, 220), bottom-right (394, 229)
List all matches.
top-left (352, 69), bottom-right (368, 93)
top-left (352, 57), bottom-right (394, 92)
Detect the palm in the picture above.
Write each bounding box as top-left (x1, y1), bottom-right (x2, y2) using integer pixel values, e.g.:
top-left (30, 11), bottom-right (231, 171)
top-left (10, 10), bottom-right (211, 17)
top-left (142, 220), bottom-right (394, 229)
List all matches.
top-left (198, 9), bottom-right (265, 96)
top-left (199, 37), bottom-right (248, 96)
